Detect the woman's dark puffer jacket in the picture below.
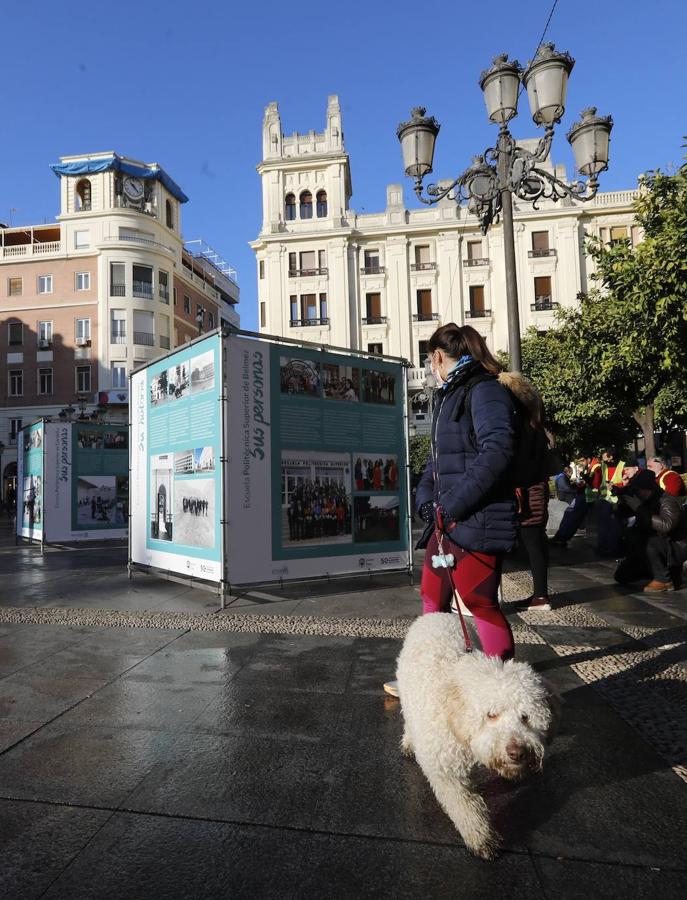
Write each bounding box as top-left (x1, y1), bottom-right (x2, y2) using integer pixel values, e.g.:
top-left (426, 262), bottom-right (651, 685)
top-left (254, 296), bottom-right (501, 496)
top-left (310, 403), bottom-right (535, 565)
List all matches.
top-left (415, 362), bottom-right (517, 553)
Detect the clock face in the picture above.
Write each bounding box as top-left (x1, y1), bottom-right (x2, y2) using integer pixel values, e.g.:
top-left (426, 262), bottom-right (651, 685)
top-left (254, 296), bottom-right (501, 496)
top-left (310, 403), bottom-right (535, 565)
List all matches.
top-left (123, 177), bottom-right (144, 201)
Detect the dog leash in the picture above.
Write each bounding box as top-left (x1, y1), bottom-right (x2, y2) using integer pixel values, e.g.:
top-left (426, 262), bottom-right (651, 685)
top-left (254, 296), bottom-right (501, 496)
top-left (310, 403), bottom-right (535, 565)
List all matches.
top-left (433, 512), bottom-right (473, 653)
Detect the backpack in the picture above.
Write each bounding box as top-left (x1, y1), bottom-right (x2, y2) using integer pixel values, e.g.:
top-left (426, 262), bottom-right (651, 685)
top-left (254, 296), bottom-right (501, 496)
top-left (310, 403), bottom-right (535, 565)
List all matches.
top-left (453, 373), bottom-right (551, 489)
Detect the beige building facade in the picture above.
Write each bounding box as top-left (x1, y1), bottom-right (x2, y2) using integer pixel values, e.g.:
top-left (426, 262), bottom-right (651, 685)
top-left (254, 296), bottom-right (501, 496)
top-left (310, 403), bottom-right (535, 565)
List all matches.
top-left (251, 97), bottom-right (639, 430)
top-left (0, 152), bottom-right (240, 496)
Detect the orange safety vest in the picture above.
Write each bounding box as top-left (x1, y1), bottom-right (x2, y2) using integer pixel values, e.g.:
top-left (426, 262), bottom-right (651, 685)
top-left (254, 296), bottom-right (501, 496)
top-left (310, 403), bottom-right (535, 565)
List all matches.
top-left (584, 460), bottom-right (601, 503)
top-left (656, 468), bottom-right (685, 495)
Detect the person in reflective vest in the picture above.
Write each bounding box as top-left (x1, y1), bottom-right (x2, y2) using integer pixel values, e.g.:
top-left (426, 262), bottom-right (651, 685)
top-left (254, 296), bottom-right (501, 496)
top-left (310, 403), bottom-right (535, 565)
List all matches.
top-left (596, 450), bottom-right (627, 556)
top-left (584, 456), bottom-right (602, 502)
top-left (646, 457), bottom-right (686, 497)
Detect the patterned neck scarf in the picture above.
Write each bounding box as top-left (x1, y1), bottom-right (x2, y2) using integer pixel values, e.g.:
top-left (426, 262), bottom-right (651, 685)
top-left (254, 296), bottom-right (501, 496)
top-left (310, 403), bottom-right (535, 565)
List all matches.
top-left (440, 354), bottom-right (474, 391)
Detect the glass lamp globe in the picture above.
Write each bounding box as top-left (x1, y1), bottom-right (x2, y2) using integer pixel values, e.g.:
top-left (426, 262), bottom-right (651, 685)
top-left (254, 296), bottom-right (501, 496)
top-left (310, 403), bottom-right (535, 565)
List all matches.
top-left (567, 107), bottom-right (613, 176)
top-left (523, 43), bottom-right (575, 126)
top-left (397, 107), bottom-right (441, 179)
top-left (479, 54), bottom-right (522, 124)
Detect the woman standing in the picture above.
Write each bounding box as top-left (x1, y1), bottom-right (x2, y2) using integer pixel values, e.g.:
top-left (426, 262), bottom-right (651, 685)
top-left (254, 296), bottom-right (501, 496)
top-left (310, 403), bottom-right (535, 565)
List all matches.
top-left (500, 372), bottom-right (552, 612)
top-left (385, 324), bottom-right (517, 699)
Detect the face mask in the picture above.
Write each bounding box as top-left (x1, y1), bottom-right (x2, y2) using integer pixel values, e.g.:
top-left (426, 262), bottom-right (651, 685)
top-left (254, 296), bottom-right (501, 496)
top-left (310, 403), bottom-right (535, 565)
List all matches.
top-left (430, 361), bottom-right (444, 387)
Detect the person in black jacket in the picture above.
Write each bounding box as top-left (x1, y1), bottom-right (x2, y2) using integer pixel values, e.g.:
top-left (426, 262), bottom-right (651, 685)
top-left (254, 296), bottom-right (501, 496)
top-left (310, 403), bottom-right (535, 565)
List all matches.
top-left (415, 324), bottom-right (517, 658)
top-left (614, 469), bottom-right (687, 591)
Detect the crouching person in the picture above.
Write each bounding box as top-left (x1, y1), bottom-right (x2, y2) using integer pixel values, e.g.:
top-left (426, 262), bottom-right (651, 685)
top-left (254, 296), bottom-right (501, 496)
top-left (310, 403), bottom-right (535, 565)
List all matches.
top-left (614, 469), bottom-right (687, 592)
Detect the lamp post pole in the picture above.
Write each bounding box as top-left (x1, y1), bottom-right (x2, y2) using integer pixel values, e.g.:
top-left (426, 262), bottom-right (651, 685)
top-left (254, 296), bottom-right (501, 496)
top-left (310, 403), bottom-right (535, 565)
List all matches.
top-left (396, 43), bottom-right (612, 371)
top-left (497, 132), bottom-right (522, 371)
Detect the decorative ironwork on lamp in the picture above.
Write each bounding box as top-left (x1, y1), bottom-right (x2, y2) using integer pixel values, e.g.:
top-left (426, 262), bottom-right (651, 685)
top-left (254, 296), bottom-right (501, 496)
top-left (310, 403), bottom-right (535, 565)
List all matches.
top-left (396, 42), bottom-right (612, 370)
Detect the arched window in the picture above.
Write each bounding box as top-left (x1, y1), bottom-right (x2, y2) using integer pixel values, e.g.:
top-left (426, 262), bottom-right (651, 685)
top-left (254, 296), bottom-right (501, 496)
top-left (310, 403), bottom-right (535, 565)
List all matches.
top-left (285, 194), bottom-right (296, 221)
top-left (316, 190), bottom-right (328, 217)
top-left (75, 179), bottom-right (91, 211)
top-left (165, 199), bottom-right (174, 229)
top-left (299, 191), bottom-right (313, 220)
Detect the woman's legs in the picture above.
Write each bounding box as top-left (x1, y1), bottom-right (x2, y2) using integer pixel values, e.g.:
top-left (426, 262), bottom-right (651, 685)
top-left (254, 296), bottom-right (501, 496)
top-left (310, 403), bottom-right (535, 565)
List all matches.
top-left (420, 532), bottom-right (514, 661)
top-left (518, 525), bottom-right (549, 597)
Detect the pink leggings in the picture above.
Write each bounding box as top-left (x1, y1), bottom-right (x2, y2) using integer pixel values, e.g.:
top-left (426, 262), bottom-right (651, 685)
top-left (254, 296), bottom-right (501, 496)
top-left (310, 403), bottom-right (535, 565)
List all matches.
top-left (420, 531), bottom-right (514, 661)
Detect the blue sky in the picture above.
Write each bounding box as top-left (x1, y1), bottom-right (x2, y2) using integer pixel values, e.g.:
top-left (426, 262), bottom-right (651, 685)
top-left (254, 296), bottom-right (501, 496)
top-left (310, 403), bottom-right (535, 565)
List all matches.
top-left (2, 0), bottom-right (685, 331)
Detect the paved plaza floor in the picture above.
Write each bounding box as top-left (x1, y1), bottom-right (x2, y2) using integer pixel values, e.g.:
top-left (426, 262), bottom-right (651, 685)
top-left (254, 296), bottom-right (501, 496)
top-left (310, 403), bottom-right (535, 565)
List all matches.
top-left (0, 517), bottom-right (686, 898)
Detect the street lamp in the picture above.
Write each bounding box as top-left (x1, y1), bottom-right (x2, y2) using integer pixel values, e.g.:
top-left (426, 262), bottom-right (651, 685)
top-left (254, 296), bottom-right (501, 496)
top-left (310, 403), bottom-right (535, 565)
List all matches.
top-left (196, 307), bottom-right (204, 335)
top-left (397, 42), bottom-right (612, 371)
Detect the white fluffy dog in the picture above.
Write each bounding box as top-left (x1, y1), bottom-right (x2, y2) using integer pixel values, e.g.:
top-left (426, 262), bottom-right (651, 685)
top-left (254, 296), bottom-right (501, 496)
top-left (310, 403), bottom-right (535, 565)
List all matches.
top-left (396, 613), bottom-right (558, 859)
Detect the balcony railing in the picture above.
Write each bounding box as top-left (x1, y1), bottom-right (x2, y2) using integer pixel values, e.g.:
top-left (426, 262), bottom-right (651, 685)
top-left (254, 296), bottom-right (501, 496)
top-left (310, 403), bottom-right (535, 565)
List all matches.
top-left (530, 298), bottom-right (560, 312)
top-left (362, 316), bottom-right (388, 325)
top-left (1, 240), bottom-right (62, 259)
top-left (464, 309), bottom-right (492, 318)
top-left (464, 257), bottom-right (489, 267)
top-left (110, 333), bottom-right (127, 344)
top-left (289, 318), bottom-right (330, 327)
top-left (288, 268), bottom-right (328, 278)
top-left (413, 312), bottom-right (439, 322)
top-left (134, 331), bottom-right (155, 346)
top-left (102, 234), bottom-right (174, 255)
top-left (411, 262), bottom-right (436, 271)
top-left (360, 265), bottom-right (385, 275)
top-left (133, 281), bottom-right (154, 299)
top-left (159, 335), bottom-right (171, 349)
top-left (528, 248), bottom-right (556, 258)
top-left (110, 284), bottom-right (126, 297)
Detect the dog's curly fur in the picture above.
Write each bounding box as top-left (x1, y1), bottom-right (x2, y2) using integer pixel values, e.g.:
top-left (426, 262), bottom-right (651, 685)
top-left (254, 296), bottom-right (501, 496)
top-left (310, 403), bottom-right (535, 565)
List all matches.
top-left (397, 613), bottom-right (559, 859)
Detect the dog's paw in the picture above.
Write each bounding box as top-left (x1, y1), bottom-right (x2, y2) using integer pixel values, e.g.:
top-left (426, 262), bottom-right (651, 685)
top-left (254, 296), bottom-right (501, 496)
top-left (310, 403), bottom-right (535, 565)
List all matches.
top-left (467, 833), bottom-right (500, 861)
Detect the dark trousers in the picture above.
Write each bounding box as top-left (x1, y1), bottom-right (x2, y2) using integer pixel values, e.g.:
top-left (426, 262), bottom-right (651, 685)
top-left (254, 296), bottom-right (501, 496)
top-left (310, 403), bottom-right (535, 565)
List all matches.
top-left (555, 494), bottom-right (591, 541)
top-left (646, 535), bottom-right (687, 583)
top-left (596, 499), bottom-right (625, 557)
top-left (519, 524), bottom-right (549, 597)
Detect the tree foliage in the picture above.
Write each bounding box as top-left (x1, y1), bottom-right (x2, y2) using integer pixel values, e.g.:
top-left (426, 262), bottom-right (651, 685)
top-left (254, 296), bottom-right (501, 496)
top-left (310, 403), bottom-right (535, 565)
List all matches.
top-left (409, 433), bottom-right (431, 476)
top-left (521, 147), bottom-right (687, 457)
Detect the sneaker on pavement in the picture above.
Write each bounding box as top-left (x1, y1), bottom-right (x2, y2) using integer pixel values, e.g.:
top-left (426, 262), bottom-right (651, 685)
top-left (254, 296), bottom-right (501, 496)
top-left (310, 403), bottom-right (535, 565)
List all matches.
top-left (643, 580), bottom-right (674, 593)
top-left (383, 680), bottom-right (400, 697)
top-left (514, 595), bottom-right (552, 612)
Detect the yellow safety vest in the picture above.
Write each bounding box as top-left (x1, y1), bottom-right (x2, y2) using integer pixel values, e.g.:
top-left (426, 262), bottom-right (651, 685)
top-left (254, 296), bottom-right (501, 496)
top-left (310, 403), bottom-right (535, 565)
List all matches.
top-left (601, 460), bottom-right (625, 503)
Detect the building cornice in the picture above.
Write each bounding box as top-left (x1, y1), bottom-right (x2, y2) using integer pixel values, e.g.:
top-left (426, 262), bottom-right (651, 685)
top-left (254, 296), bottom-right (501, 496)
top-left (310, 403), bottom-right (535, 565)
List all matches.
top-left (257, 152), bottom-right (349, 175)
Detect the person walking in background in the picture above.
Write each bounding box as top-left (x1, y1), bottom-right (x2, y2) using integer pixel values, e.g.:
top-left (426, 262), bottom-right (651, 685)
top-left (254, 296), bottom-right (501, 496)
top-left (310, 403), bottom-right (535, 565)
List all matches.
top-left (500, 372), bottom-right (552, 612)
top-left (647, 456), bottom-right (686, 497)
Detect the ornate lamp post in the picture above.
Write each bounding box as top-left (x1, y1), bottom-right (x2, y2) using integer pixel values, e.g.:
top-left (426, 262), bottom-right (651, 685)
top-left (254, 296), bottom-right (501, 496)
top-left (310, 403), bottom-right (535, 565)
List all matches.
top-left (196, 307), bottom-right (205, 335)
top-left (397, 43), bottom-right (612, 371)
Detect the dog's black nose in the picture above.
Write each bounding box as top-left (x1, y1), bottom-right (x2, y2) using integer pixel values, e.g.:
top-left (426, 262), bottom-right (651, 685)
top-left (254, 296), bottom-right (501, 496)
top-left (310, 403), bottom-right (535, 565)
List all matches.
top-left (506, 742), bottom-right (526, 763)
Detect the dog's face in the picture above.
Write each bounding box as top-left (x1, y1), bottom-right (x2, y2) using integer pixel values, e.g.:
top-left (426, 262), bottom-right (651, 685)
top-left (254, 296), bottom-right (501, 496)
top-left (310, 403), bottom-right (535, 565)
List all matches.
top-left (449, 654), bottom-right (558, 780)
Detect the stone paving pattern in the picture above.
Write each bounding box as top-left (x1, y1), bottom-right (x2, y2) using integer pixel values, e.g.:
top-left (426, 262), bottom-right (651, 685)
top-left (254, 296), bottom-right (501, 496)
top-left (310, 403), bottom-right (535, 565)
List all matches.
top-left (0, 522), bottom-right (686, 898)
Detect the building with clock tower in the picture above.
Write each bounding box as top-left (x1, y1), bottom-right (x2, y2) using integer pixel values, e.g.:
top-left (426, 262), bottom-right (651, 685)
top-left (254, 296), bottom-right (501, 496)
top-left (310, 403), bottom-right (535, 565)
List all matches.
top-left (0, 151), bottom-right (240, 501)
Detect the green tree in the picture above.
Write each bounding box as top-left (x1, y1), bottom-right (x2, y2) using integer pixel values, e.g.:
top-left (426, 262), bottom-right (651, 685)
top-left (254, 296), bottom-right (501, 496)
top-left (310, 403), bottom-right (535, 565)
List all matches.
top-left (522, 148), bottom-right (687, 458)
top-left (409, 433), bottom-right (431, 476)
